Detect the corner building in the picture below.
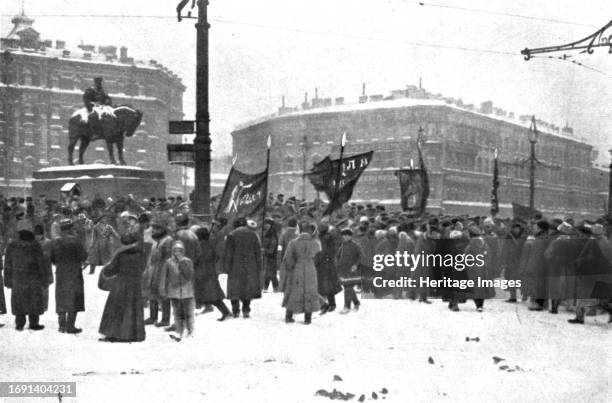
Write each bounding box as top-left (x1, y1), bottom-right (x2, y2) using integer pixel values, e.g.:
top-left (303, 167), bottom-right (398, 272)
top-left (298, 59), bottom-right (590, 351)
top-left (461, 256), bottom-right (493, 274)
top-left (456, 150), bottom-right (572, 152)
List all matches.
top-left (0, 12), bottom-right (186, 195)
top-left (232, 87), bottom-right (608, 218)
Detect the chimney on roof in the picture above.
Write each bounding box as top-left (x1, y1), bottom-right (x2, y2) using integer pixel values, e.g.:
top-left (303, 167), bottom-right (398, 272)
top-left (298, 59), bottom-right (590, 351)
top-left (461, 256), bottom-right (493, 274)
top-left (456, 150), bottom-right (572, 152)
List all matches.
top-left (282, 95), bottom-right (285, 108)
top-left (359, 82), bottom-right (368, 104)
top-left (315, 87), bottom-right (318, 99)
top-left (301, 92), bottom-right (310, 110)
top-left (56, 40), bottom-right (65, 50)
top-left (335, 97), bottom-right (344, 105)
top-left (120, 46), bottom-right (128, 62)
top-left (480, 101), bottom-right (493, 114)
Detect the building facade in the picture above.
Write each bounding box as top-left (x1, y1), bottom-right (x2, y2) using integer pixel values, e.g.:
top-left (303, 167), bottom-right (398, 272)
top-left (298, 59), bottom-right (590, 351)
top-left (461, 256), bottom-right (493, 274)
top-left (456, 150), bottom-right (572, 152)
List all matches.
top-left (0, 12), bottom-right (186, 196)
top-left (232, 87), bottom-right (609, 218)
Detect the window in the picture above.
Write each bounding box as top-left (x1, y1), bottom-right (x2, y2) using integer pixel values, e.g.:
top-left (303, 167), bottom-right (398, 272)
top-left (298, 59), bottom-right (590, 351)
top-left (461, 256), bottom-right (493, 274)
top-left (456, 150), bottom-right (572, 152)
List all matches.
top-left (22, 68), bottom-right (33, 86)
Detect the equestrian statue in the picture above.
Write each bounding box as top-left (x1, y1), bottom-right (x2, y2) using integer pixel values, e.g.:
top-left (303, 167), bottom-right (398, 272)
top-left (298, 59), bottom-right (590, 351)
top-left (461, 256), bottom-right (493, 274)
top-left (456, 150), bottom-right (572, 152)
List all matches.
top-left (68, 77), bottom-right (143, 165)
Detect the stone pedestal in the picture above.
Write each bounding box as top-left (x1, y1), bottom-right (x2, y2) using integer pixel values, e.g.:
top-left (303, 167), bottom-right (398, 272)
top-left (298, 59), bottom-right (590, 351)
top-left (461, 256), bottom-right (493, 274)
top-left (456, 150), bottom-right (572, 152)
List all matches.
top-left (31, 164), bottom-right (165, 200)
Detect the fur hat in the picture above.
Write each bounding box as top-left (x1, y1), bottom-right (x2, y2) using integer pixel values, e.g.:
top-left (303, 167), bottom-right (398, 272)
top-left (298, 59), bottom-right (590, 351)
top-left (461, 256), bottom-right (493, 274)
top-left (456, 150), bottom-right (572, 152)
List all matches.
top-left (557, 221), bottom-right (573, 234)
top-left (591, 224), bottom-right (604, 236)
top-left (59, 218), bottom-right (74, 231)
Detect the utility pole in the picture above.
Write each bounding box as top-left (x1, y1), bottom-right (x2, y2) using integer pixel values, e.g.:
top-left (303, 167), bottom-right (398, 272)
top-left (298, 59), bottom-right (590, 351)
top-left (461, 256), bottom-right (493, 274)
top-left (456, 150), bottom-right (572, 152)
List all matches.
top-left (301, 134), bottom-right (310, 200)
top-left (193, 0), bottom-right (211, 218)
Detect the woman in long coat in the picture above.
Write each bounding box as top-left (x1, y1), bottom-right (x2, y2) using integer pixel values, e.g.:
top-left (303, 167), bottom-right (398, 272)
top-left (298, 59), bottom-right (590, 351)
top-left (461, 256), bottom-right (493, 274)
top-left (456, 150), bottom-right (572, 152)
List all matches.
top-left (282, 221), bottom-right (321, 324)
top-left (4, 221), bottom-right (53, 330)
top-left (99, 234), bottom-right (146, 342)
top-left (314, 223), bottom-right (341, 313)
top-left (194, 227), bottom-right (230, 320)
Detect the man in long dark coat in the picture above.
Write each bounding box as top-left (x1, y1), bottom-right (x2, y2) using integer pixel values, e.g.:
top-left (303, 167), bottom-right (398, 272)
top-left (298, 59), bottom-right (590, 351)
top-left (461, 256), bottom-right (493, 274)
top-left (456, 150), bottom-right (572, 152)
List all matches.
top-left (4, 220), bottom-right (52, 330)
top-left (50, 219), bottom-right (88, 333)
top-left (524, 220), bottom-right (551, 311)
top-left (223, 217), bottom-right (262, 318)
top-left (500, 222), bottom-right (526, 302)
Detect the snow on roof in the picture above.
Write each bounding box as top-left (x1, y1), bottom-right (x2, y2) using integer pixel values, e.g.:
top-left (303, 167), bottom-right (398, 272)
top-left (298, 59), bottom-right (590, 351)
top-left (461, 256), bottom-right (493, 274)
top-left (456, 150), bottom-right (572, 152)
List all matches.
top-left (38, 164), bottom-right (144, 172)
top-left (235, 97), bottom-right (591, 146)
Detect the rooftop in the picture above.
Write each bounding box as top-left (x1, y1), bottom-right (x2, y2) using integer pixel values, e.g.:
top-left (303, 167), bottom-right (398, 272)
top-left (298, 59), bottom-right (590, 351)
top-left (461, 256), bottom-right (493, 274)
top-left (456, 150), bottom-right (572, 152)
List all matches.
top-left (234, 86), bottom-right (591, 146)
top-left (1, 11), bottom-right (183, 84)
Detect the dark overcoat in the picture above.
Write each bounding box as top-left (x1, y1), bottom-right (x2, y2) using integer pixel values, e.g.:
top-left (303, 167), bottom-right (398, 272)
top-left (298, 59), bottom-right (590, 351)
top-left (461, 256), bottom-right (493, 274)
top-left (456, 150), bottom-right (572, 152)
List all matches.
top-left (50, 234), bottom-right (88, 313)
top-left (262, 229), bottom-right (279, 277)
top-left (522, 233), bottom-right (550, 299)
top-left (0, 257), bottom-right (6, 314)
top-left (4, 231), bottom-right (53, 315)
top-left (194, 238), bottom-right (225, 303)
top-left (314, 232), bottom-right (342, 296)
top-left (500, 233), bottom-right (525, 281)
top-left (98, 246), bottom-right (146, 342)
top-left (464, 236), bottom-right (496, 299)
top-left (224, 226), bottom-right (262, 300)
top-left (544, 234), bottom-right (585, 300)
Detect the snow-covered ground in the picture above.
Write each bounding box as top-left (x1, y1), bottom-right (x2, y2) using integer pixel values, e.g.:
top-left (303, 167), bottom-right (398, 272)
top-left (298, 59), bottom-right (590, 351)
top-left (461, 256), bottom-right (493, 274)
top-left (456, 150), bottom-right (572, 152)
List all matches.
top-left (1, 275), bottom-right (610, 403)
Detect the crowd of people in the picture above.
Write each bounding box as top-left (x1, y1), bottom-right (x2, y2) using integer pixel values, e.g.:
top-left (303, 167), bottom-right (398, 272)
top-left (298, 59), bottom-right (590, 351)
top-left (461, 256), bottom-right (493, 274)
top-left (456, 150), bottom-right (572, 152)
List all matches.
top-left (0, 192), bottom-right (611, 343)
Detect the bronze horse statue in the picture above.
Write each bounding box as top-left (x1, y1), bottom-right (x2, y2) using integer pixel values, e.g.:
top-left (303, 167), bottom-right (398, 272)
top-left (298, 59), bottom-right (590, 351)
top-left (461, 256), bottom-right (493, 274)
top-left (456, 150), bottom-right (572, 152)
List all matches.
top-left (67, 105), bottom-right (143, 165)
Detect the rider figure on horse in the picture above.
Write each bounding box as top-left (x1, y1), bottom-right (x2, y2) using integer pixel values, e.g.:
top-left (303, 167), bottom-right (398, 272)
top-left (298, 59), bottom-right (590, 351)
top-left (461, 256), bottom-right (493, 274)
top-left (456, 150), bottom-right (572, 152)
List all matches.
top-left (83, 77), bottom-right (112, 112)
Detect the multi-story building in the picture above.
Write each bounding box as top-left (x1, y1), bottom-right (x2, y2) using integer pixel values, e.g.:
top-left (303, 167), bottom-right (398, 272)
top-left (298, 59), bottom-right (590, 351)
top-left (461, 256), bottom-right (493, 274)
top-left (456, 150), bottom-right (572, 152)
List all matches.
top-left (0, 11), bottom-right (186, 195)
top-left (232, 87), bottom-right (609, 218)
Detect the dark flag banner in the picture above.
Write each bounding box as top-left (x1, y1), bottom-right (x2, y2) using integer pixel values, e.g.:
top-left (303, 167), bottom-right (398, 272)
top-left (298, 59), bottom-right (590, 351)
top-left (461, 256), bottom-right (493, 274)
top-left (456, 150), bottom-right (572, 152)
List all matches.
top-left (491, 150), bottom-right (500, 216)
top-left (396, 168), bottom-right (427, 215)
top-left (215, 166), bottom-right (267, 223)
top-left (512, 202), bottom-right (541, 221)
top-left (307, 151), bottom-right (373, 215)
top-left (416, 139), bottom-right (430, 214)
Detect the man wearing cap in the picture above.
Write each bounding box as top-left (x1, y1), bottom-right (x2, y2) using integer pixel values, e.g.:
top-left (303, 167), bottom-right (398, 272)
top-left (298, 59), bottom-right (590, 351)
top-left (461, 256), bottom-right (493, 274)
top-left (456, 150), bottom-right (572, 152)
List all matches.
top-left (83, 77), bottom-right (112, 113)
top-left (50, 219), bottom-right (88, 334)
top-left (523, 220), bottom-right (551, 311)
top-left (544, 221), bottom-right (585, 315)
top-left (336, 228), bottom-right (364, 314)
top-left (223, 217), bottom-right (262, 318)
top-left (4, 220), bottom-right (53, 331)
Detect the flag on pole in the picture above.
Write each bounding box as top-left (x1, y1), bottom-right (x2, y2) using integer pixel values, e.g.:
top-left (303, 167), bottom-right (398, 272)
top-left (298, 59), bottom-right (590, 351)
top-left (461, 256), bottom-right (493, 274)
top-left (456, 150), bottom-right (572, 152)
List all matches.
top-left (307, 151), bottom-right (374, 215)
top-left (396, 168), bottom-right (428, 215)
top-left (215, 166), bottom-right (268, 223)
top-left (491, 148), bottom-right (500, 216)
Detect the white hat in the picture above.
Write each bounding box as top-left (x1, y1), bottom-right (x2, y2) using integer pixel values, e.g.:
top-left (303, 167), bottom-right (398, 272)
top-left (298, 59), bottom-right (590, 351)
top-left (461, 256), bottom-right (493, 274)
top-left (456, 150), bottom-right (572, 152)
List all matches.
top-left (359, 216), bottom-right (369, 223)
top-left (246, 219), bottom-right (257, 229)
top-left (483, 217), bottom-right (495, 226)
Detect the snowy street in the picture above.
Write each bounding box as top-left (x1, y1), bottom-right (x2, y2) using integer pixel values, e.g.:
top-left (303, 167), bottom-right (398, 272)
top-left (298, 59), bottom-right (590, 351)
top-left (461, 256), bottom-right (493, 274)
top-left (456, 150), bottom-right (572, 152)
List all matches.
top-left (1, 275), bottom-right (610, 403)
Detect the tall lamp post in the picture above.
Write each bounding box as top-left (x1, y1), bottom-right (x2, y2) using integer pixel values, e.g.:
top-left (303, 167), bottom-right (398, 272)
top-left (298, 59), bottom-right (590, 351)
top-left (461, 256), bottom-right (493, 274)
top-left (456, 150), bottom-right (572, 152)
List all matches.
top-left (193, 0), bottom-right (212, 219)
top-left (528, 118), bottom-right (539, 212)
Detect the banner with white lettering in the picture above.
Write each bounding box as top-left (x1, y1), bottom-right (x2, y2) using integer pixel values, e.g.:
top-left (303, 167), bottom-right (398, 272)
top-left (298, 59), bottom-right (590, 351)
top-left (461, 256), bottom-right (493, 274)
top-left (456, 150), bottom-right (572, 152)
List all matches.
top-left (215, 166), bottom-right (267, 223)
top-left (307, 151), bottom-right (373, 215)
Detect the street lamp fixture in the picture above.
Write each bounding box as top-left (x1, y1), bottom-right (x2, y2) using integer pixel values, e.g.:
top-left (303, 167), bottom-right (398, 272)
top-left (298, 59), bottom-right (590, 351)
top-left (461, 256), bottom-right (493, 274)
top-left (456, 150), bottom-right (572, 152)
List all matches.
top-left (529, 116), bottom-right (539, 143)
